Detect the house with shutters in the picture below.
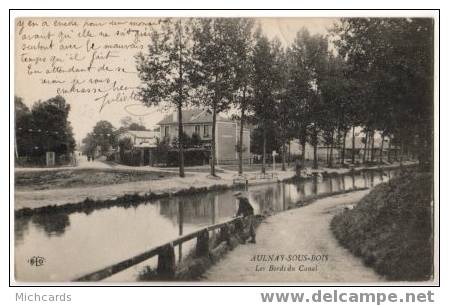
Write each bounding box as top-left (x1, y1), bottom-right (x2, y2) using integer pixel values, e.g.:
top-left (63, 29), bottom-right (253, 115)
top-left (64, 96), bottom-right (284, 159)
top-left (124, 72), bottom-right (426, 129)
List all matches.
top-left (157, 109), bottom-right (251, 164)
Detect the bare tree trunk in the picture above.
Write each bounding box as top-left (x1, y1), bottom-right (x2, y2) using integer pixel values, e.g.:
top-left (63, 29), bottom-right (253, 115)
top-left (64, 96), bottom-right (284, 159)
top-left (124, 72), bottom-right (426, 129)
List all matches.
top-left (210, 104), bottom-right (217, 176)
top-left (341, 129), bottom-right (347, 165)
top-left (262, 126), bottom-right (267, 174)
top-left (387, 137), bottom-right (392, 163)
top-left (313, 142), bottom-right (318, 169)
top-left (329, 130), bottom-right (334, 167)
top-left (351, 126), bottom-right (356, 164)
top-left (238, 94), bottom-right (246, 176)
top-left (300, 132), bottom-right (306, 168)
top-left (395, 140), bottom-right (399, 162)
top-left (177, 27), bottom-right (185, 178)
top-left (281, 142), bottom-right (286, 171)
top-left (177, 105), bottom-right (185, 177)
top-left (311, 128), bottom-right (318, 169)
top-left (362, 130), bottom-right (368, 164)
top-left (336, 125), bottom-right (340, 165)
top-left (370, 130), bottom-right (375, 162)
top-left (379, 134), bottom-right (385, 163)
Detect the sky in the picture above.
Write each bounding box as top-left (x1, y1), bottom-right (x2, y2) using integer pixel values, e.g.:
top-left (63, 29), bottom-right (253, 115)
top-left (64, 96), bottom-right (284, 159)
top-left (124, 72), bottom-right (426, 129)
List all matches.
top-left (15, 17), bottom-right (338, 143)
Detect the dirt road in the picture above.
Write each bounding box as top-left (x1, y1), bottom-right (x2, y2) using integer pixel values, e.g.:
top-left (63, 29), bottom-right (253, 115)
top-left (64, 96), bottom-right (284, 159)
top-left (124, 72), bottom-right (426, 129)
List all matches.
top-left (204, 190), bottom-right (383, 283)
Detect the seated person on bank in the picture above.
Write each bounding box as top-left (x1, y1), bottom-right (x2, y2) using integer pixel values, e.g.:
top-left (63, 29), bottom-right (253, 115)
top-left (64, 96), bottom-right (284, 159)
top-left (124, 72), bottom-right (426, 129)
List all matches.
top-left (234, 191), bottom-right (256, 243)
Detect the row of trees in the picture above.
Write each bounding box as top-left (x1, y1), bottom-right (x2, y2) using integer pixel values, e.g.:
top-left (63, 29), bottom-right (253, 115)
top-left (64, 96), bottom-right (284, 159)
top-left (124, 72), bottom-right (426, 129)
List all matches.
top-left (81, 117), bottom-right (148, 157)
top-left (135, 18), bottom-right (434, 177)
top-left (335, 18), bottom-right (433, 172)
top-left (15, 95), bottom-right (76, 162)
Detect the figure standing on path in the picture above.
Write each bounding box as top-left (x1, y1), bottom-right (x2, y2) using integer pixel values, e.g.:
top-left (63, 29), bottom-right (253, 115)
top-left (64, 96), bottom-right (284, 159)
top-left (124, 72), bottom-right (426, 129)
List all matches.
top-left (234, 191), bottom-right (256, 243)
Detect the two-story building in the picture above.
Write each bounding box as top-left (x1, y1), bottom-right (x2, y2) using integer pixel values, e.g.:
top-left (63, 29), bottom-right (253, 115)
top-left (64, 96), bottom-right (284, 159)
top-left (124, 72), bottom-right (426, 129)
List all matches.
top-left (157, 109), bottom-right (251, 165)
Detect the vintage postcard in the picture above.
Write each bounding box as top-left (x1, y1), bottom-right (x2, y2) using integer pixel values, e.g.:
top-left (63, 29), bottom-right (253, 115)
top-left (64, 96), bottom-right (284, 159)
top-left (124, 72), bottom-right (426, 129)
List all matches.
top-left (13, 14), bottom-right (438, 284)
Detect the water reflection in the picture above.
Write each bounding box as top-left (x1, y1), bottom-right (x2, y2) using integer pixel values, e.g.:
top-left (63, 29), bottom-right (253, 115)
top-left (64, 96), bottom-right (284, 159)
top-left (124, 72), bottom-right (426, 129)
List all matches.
top-left (33, 213), bottom-right (70, 236)
top-left (15, 169), bottom-right (396, 281)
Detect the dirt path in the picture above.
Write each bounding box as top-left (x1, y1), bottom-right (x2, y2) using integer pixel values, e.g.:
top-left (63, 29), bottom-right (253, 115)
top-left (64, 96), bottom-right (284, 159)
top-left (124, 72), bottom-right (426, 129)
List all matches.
top-left (204, 190), bottom-right (384, 282)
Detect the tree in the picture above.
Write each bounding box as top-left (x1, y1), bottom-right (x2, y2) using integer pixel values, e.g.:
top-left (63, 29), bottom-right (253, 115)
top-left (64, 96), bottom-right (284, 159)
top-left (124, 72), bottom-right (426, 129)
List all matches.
top-left (28, 96), bottom-right (76, 157)
top-left (155, 136), bottom-right (170, 165)
top-left (191, 18), bottom-right (241, 176)
top-left (172, 132), bottom-right (192, 149)
top-left (285, 29), bottom-right (314, 169)
top-left (119, 116), bottom-right (133, 128)
top-left (191, 133), bottom-right (202, 147)
top-left (118, 136), bottom-right (133, 161)
top-left (252, 32), bottom-right (282, 174)
top-left (275, 85), bottom-right (294, 171)
top-left (334, 18), bottom-right (434, 171)
top-left (301, 32), bottom-right (328, 169)
top-left (82, 120), bottom-right (117, 156)
top-left (286, 29), bottom-right (328, 169)
top-left (271, 39), bottom-right (291, 171)
top-left (320, 54), bottom-right (355, 167)
top-left (136, 18), bottom-right (196, 177)
top-left (250, 126), bottom-right (281, 156)
top-left (128, 123), bottom-right (147, 131)
top-left (81, 133), bottom-right (96, 156)
top-left (231, 18), bottom-right (256, 175)
top-left (15, 96), bottom-right (34, 158)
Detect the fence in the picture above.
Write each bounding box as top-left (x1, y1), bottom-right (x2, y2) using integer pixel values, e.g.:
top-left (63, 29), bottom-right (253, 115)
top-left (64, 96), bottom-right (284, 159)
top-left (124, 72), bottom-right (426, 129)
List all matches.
top-left (74, 215), bottom-right (257, 281)
top-left (232, 172), bottom-right (279, 185)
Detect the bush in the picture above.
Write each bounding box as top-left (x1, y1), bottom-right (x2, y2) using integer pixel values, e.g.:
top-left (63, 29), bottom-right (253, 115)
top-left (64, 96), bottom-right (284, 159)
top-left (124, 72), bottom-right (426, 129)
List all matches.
top-left (166, 148), bottom-right (210, 167)
top-left (121, 150), bottom-right (142, 166)
top-left (331, 170), bottom-right (433, 281)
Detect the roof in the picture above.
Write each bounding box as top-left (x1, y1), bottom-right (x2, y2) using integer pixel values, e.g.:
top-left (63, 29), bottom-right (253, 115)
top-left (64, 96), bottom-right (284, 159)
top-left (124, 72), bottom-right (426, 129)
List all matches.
top-left (125, 130), bottom-right (158, 139)
top-left (134, 142), bottom-right (157, 148)
top-left (157, 109), bottom-right (232, 125)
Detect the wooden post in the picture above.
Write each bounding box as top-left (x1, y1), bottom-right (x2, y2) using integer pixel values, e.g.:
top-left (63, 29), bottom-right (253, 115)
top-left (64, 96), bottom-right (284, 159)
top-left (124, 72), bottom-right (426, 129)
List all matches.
top-left (157, 243), bottom-right (176, 279)
top-left (234, 218), bottom-right (246, 243)
top-left (178, 201), bottom-right (184, 263)
top-left (195, 229), bottom-right (210, 257)
top-left (218, 224), bottom-right (231, 245)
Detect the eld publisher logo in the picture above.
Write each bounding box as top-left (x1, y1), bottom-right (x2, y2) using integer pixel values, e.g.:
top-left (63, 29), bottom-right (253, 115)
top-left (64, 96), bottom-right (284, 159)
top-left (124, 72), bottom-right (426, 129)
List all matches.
top-left (27, 256), bottom-right (45, 267)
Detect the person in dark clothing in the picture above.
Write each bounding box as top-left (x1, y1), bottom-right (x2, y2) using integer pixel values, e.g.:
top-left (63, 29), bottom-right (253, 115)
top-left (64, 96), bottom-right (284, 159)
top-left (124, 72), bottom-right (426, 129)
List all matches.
top-left (236, 195), bottom-right (254, 217)
top-left (234, 191), bottom-right (256, 243)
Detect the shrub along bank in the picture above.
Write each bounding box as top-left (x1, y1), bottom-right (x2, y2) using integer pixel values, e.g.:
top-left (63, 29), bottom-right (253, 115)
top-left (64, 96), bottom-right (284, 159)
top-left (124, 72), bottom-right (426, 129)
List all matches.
top-left (331, 170), bottom-right (433, 281)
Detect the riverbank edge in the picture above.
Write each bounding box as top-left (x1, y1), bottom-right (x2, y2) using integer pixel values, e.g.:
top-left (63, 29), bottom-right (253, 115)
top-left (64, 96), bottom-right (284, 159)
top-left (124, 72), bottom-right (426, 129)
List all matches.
top-left (330, 170), bottom-right (434, 281)
top-left (14, 162), bottom-right (417, 218)
top-left (81, 187), bottom-right (370, 282)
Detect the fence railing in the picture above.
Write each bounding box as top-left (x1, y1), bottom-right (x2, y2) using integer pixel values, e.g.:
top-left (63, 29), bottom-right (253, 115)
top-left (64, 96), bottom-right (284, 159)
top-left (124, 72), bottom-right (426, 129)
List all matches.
top-left (232, 172), bottom-right (279, 185)
top-left (74, 215), bottom-right (254, 282)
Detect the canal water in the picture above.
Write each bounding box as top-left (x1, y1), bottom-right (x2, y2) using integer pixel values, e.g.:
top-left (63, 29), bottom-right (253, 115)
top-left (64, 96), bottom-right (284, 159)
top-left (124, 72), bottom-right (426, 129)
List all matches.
top-left (15, 169), bottom-right (396, 282)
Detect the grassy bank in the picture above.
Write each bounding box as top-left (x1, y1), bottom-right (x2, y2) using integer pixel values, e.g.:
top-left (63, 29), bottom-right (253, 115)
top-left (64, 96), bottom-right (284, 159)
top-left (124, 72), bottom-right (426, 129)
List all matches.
top-left (331, 170), bottom-right (433, 281)
top-left (15, 183), bottom-right (245, 218)
top-left (15, 168), bottom-right (178, 191)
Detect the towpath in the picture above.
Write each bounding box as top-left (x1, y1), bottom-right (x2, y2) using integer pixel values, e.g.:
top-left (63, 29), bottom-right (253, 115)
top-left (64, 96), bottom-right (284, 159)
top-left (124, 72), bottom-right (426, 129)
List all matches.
top-left (204, 190), bottom-right (383, 282)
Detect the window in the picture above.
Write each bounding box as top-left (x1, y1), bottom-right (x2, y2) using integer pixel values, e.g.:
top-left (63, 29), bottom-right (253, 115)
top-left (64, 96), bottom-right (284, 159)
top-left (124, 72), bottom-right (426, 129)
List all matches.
top-left (164, 126), bottom-right (169, 137)
top-left (203, 125), bottom-right (210, 137)
top-left (194, 125), bottom-right (201, 135)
